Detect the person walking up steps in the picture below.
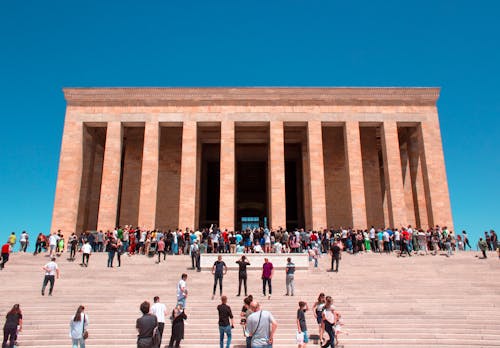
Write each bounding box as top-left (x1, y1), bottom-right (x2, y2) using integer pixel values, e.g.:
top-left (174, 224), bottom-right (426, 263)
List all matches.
top-left (41, 257), bottom-right (59, 296)
top-left (212, 255), bottom-right (227, 300)
top-left (246, 301), bottom-right (278, 348)
top-left (217, 295), bottom-right (234, 348)
top-left (2, 304), bottom-right (22, 348)
top-left (168, 304), bottom-right (187, 348)
top-left (81, 240), bottom-right (92, 267)
top-left (69, 305), bottom-right (88, 348)
top-left (177, 274), bottom-right (188, 308)
top-left (151, 296), bottom-right (167, 347)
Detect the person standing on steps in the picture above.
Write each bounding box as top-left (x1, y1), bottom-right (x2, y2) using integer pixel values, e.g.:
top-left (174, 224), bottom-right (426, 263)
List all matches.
top-left (236, 255), bottom-right (250, 296)
top-left (151, 296), bottom-right (167, 347)
top-left (41, 257), bottom-right (59, 296)
top-left (462, 230), bottom-right (472, 250)
top-left (157, 237), bottom-right (166, 264)
top-left (136, 301), bottom-right (158, 348)
top-left (330, 240), bottom-right (341, 272)
top-left (297, 301), bottom-right (309, 348)
top-left (69, 305), bottom-right (88, 348)
top-left (217, 295), bottom-right (234, 348)
top-left (212, 255), bottom-right (227, 300)
top-left (478, 237), bottom-right (488, 259)
top-left (2, 304), bottom-right (22, 348)
top-left (177, 273), bottom-right (188, 308)
top-left (262, 258), bottom-right (274, 299)
top-left (106, 236), bottom-right (117, 268)
top-left (168, 304), bottom-right (187, 348)
top-left (285, 257), bottom-right (295, 296)
top-left (81, 240), bottom-right (92, 267)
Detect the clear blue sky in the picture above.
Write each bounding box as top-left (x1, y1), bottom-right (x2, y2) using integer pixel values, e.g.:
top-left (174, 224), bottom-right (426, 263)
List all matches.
top-left (0, 1), bottom-right (498, 247)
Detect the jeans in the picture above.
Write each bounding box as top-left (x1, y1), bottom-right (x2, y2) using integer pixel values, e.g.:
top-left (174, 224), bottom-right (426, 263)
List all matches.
top-left (213, 275), bottom-right (223, 295)
top-left (331, 256), bottom-right (340, 271)
top-left (262, 277), bottom-right (272, 295)
top-left (322, 320), bottom-right (335, 348)
top-left (252, 344), bottom-right (272, 348)
top-left (42, 275), bottom-right (55, 295)
top-left (107, 250), bottom-right (115, 267)
top-left (72, 337), bottom-right (86, 348)
top-left (2, 326), bottom-right (17, 348)
top-left (219, 325), bottom-right (232, 348)
top-left (286, 274), bottom-right (294, 295)
top-left (157, 322), bottom-right (165, 346)
top-left (177, 297), bottom-right (186, 308)
top-left (82, 253), bottom-right (90, 266)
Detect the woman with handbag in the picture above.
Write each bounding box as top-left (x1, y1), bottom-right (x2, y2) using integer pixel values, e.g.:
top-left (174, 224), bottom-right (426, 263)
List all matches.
top-left (69, 305), bottom-right (88, 348)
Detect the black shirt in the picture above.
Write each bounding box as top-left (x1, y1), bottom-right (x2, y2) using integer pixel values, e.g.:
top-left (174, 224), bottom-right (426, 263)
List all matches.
top-left (4, 313), bottom-right (22, 329)
top-left (213, 261), bottom-right (226, 276)
top-left (217, 303), bottom-right (233, 327)
top-left (136, 314), bottom-right (157, 338)
top-left (236, 260), bottom-right (250, 275)
top-left (297, 309), bottom-right (307, 331)
top-left (331, 244), bottom-right (341, 257)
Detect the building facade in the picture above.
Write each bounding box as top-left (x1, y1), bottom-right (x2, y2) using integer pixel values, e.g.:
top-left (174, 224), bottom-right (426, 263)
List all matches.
top-left (51, 87), bottom-right (453, 234)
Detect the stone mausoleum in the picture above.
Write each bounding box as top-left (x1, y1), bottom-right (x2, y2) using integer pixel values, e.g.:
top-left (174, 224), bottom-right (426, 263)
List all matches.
top-left (51, 87), bottom-right (453, 234)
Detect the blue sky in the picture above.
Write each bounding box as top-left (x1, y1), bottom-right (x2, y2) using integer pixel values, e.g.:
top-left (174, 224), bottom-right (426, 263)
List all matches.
top-left (0, 1), bottom-right (498, 247)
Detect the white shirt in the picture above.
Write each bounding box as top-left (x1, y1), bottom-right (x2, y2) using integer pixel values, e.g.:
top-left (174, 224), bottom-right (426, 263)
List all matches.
top-left (177, 279), bottom-right (187, 300)
top-left (82, 243), bottom-right (92, 254)
top-left (44, 261), bottom-right (58, 276)
top-left (49, 234), bottom-right (59, 246)
top-left (151, 302), bottom-right (167, 323)
top-left (20, 233), bottom-right (28, 242)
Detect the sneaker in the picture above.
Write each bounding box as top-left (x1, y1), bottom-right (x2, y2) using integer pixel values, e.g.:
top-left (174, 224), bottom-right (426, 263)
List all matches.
top-left (41, 291), bottom-right (44, 296)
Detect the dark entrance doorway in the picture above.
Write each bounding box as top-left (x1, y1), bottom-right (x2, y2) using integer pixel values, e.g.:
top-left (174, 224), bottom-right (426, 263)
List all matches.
top-left (198, 143), bottom-right (220, 229)
top-left (236, 161), bottom-right (268, 230)
top-left (284, 143), bottom-right (305, 230)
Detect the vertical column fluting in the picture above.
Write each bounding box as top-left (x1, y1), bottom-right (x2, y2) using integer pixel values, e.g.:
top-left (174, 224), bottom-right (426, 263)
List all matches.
top-left (269, 121), bottom-right (287, 229)
top-left (138, 121), bottom-right (160, 230)
top-left (307, 121), bottom-right (327, 231)
top-left (97, 121), bottom-right (123, 231)
top-left (381, 121), bottom-right (407, 228)
top-left (219, 121), bottom-right (235, 231)
top-left (344, 121), bottom-right (368, 230)
top-left (50, 116), bottom-right (83, 234)
top-left (178, 121), bottom-right (197, 230)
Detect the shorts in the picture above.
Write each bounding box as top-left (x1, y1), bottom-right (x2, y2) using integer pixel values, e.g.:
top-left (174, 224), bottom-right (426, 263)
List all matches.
top-left (302, 330), bottom-right (309, 343)
top-left (316, 311), bottom-right (323, 324)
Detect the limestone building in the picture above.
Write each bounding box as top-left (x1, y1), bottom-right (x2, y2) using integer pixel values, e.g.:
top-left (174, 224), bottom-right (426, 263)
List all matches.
top-left (51, 87), bottom-right (453, 234)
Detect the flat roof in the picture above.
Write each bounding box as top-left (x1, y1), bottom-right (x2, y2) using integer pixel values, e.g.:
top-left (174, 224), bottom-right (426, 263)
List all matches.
top-left (63, 87), bottom-right (440, 106)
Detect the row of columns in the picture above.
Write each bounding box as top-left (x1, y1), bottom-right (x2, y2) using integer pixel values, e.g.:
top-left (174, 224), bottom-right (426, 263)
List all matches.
top-left (52, 118), bottom-right (452, 234)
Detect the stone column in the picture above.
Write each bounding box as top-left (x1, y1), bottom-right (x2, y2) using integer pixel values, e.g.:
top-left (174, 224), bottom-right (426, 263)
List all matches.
top-left (307, 121), bottom-right (327, 231)
top-left (381, 121), bottom-right (407, 228)
top-left (138, 121), bottom-right (160, 230)
top-left (97, 122), bottom-right (122, 231)
top-left (344, 121), bottom-right (368, 230)
top-left (219, 121), bottom-right (235, 231)
top-left (269, 121), bottom-right (286, 229)
top-left (178, 121), bottom-right (197, 230)
top-left (50, 116), bottom-right (83, 234)
top-left (418, 111), bottom-right (453, 230)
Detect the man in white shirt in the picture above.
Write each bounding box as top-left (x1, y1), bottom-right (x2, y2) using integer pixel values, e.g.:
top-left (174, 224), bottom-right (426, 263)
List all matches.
top-left (49, 232), bottom-right (60, 257)
top-left (19, 231), bottom-right (28, 252)
top-left (81, 240), bottom-right (92, 267)
top-left (151, 296), bottom-right (167, 346)
top-left (177, 273), bottom-right (188, 308)
top-left (42, 257), bottom-right (60, 296)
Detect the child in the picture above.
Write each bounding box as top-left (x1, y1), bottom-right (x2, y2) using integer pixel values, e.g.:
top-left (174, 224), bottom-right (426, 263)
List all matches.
top-left (297, 301), bottom-right (309, 347)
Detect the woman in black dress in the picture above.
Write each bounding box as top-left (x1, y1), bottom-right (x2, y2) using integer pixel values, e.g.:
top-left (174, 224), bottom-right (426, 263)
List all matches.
top-left (168, 304), bottom-right (187, 348)
top-left (2, 304), bottom-right (22, 348)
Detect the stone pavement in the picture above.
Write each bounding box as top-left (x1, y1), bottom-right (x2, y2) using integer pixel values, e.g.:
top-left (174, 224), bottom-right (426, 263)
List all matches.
top-left (0, 250), bottom-right (499, 347)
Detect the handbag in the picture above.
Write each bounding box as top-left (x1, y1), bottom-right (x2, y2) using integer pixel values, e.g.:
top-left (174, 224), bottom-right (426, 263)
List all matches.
top-left (82, 314), bottom-right (89, 339)
top-left (152, 326), bottom-right (160, 348)
top-left (296, 331), bottom-right (304, 344)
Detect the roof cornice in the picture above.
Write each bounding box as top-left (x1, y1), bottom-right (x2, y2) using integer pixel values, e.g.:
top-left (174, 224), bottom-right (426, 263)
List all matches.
top-left (63, 87), bottom-right (440, 106)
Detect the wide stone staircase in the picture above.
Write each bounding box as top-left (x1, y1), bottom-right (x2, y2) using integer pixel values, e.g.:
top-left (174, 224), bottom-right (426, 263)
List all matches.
top-left (1, 250), bottom-right (499, 347)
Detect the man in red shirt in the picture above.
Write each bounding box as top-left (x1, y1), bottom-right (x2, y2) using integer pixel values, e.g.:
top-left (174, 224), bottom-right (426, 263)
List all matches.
top-left (399, 229), bottom-right (412, 257)
top-left (1, 242), bottom-right (11, 270)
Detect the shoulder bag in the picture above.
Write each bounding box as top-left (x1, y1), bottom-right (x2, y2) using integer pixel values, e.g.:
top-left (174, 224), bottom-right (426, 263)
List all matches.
top-left (82, 314), bottom-right (89, 339)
